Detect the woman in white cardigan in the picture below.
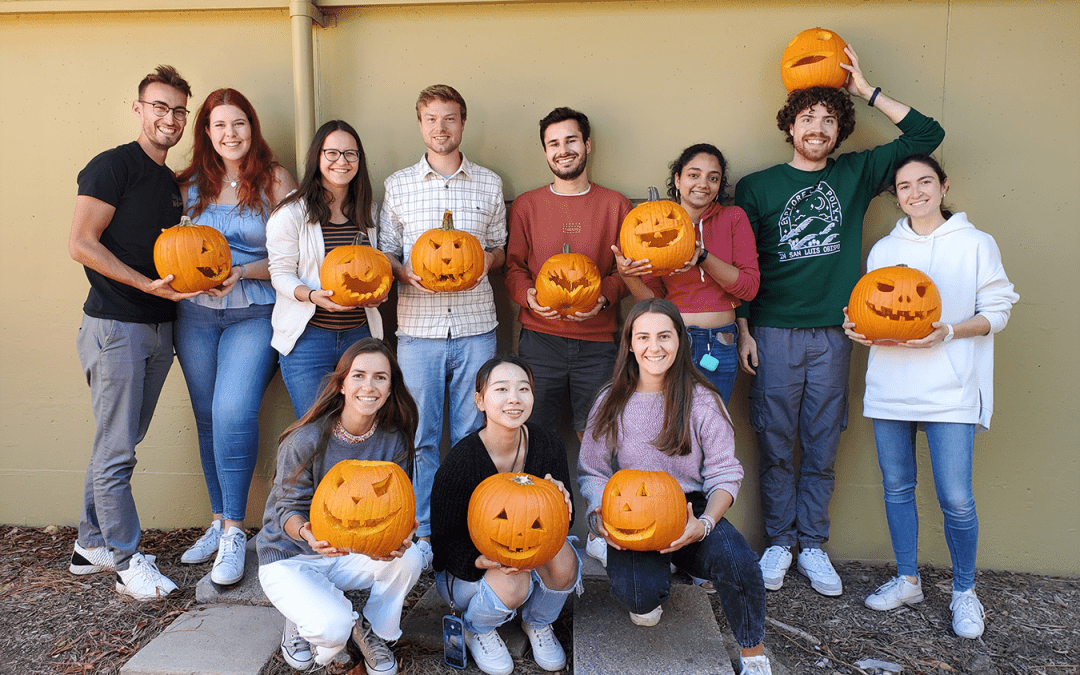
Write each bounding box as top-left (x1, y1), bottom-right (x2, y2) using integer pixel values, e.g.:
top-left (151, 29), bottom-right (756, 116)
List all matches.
top-left (844, 154), bottom-right (1018, 640)
top-left (267, 120), bottom-right (385, 418)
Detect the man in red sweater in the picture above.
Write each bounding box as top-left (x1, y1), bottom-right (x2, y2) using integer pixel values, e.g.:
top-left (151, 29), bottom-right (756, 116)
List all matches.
top-left (505, 107), bottom-right (631, 439)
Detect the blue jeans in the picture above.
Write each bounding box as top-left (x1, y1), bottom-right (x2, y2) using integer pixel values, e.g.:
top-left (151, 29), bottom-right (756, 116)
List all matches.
top-left (280, 323), bottom-right (371, 418)
top-left (605, 518), bottom-right (765, 649)
top-left (872, 419), bottom-right (979, 592)
top-left (748, 325), bottom-right (850, 548)
top-left (435, 543), bottom-right (582, 634)
top-left (686, 323), bottom-right (738, 404)
top-left (398, 329), bottom-right (496, 537)
top-left (76, 315), bottom-right (173, 568)
top-left (174, 302), bottom-right (277, 521)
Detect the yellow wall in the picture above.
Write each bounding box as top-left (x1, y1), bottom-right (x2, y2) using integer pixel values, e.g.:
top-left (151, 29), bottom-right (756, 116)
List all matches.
top-left (2, 0), bottom-right (1077, 575)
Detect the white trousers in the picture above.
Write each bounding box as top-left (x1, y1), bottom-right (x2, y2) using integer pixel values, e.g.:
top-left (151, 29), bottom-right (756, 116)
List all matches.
top-left (259, 548), bottom-right (422, 664)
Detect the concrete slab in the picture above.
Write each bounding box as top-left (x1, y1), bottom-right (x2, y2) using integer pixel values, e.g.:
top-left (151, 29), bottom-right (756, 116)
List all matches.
top-left (195, 539), bottom-right (270, 606)
top-left (399, 585), bottom-right (528, 658)
top-left (573, 579), bottom-right (735, 675)
top-left (577, 544), bottom-right (608, 580)
top-left (120, 605), bottom-right (282, 675)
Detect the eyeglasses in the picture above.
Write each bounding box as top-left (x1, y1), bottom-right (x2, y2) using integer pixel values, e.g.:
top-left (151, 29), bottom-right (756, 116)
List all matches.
top-left (139, 100), bottom-right (189, 121)
top-left (322, 149), bottom-right (360, 163)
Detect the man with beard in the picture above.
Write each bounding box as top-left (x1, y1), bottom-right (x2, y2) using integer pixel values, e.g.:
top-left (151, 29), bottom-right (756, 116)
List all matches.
top-left (379, 84), bottom-right (506, 550)
top-left (734, 48), bottom-right (944, 596)
top-left (67, 65), bottom-right (197, 599)
top-left (506, 107), bottom-right (631, 437)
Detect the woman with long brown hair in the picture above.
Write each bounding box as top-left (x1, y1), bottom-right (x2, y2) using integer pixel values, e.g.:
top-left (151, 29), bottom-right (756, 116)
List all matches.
top-left (256, 338), bottom-right (421, 674)
top-left (173, 88), bottom-right (297, 584)
top-left (578, 298), bottom-right (772, 675)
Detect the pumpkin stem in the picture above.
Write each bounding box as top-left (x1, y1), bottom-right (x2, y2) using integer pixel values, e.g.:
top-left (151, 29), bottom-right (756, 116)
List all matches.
top-left (511, 475), bottom-right (534, 486)
top-left (352, 231), bottom-right (366, 246)
top-left (647, 186), bottom-right (660, 202)
top-left (178, 215), bottom-right (195, 227)
top-left (441, 210), bottom-right (455, 231)
top-left (562, 243), bottom-right (571, 254)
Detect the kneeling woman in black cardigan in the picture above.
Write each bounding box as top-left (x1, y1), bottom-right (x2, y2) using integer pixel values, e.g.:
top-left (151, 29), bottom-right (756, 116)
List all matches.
top-left (430, 355), bottom-right (580, 675)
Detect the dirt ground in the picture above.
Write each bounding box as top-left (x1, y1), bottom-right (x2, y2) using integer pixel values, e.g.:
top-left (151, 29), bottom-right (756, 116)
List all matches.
top-left (1, 525), bottom-right (1076, 675)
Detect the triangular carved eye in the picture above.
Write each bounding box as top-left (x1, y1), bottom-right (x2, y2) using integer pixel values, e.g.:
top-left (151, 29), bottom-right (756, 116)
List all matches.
top-left (531, 518), bottom-right (544, 530)
top-left (372, 476), bottom-right (392, 497)
top-left (612, 487), bottom-right (621, 497)
top-left (202, 244), bottom-right (211, 253)
top-left (495, 510), bottom-right (508, 521)
top-left (916, 283), bottom-right (929, 297)
top-left (637, 485), bottom-right (649, 497)
top-left (622, 503), bottom-right (632, 512)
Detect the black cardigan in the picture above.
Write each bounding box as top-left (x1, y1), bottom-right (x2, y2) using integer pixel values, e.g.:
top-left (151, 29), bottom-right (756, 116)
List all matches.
top-left (430, 422), bottom-right (574, 581)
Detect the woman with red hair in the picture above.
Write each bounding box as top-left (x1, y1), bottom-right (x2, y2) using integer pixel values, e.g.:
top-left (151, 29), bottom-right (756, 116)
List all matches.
top-left (173, 88), bottom-right (297, 585)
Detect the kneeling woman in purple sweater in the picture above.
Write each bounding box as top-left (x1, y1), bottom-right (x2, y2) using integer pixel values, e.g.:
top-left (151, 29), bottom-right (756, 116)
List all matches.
top-left (430, 356), bottom-right (580, 675)
top-left (578, 298), bottom-right (771, 675)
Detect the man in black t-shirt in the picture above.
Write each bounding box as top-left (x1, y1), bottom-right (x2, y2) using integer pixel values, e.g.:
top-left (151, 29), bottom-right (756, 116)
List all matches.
top-left (68, 65), bottom-right (198, 600)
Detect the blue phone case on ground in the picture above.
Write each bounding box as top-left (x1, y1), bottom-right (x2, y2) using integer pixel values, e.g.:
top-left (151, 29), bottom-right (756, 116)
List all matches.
top-left (443, 614), bottom-right (467, 669)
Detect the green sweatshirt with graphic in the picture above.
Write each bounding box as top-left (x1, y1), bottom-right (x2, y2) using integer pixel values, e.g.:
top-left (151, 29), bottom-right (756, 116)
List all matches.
top-left (734, 108), bottom-right (944, 328)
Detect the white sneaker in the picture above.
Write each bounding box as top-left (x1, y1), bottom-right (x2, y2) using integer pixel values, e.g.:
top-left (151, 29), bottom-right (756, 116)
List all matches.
top-left (950, 588), bottom-right (985, 639)
top-left (415, 539), bottom-right (433, 571)
top-left (70, 541), bottom-right (115, 575)
top-left (585, 535), bottom-right (607, 567)
top-left (796, 548), bottom-right (843, 596)
top-left (464, 628), bottom-right (513, 675)
top-left (739, 654), bottom-right (773, 675)
top-left (181, 520), bottom-right (222, 564)
top-left (629, 605), bottom-right (663, 626)
top-left (758, 545), bottom-right (792, 591)
top-left (521, 621), bottom-right (566, 671)
top-left (280, 618), bottom-right (314, 670)
top-left (210, 526), bottom-right (247, 585)
top-left (865, 575), bottom-right (924, 611)
top-left (115, 552), bottom-right (177, 600)
top-left (351, 617), bottom-right (397, 675)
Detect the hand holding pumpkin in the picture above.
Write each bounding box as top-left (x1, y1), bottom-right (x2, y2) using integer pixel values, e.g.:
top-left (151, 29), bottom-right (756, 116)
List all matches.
top-left (669, 240), bottom-right (704, 276)
top-left (896, 322), bottom-right (950, 349)
top-left (659, 503), bottom-right (706, 554)
top-left (591, 507), bottom-right (624, 552)
top-left (394, 261), bottom-right (437, 295)
top-left (840, 45), bottom-right (874, 99)
top-left (203, 265), bottom-right (243, 299)
top-left (563, 295), bottom-right (606, 323)
top-left (308, 288), bottom-right (355, 312)
top-left (610, 245), bottom-right (653, 278)
top-left (297, 520), bottom-right (349, 558)
top-left (475, 554), bottom-right (524, 575)
top-left (543, 473), bottom-right (574, 519)
top-left (146, 274), bottom-right (207, 301)
top-left (841, 307), bottom-right (873, 347)
top-left (526, 288), bottom-right (562, 320)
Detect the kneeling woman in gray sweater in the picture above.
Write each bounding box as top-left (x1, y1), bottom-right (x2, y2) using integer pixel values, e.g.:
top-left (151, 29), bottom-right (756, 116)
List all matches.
top-left (256, 338), bottom-right (422, 674)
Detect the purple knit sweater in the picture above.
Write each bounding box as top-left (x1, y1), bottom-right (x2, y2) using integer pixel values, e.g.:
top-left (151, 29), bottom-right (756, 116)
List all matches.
top-left (577, 386), bottom-right (742, 531)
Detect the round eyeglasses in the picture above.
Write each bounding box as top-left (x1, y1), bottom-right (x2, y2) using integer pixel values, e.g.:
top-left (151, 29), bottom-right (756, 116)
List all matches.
top-left (322, 149), bottom-right (360, 163)
top-left (139, 100), bottom-right (190, 121)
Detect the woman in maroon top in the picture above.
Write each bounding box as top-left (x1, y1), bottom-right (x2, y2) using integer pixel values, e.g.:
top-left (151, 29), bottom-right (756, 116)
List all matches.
top-left (613, 143), bottom-right (760, 404)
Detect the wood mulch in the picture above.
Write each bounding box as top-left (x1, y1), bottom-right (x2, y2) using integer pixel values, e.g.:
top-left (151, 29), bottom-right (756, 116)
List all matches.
top-left (1, 525), bottom-right (1076, 674)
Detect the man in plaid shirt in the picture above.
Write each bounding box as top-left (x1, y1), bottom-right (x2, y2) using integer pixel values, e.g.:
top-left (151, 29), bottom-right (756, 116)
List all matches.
top-left (379, 84), bottom-right (507, 545)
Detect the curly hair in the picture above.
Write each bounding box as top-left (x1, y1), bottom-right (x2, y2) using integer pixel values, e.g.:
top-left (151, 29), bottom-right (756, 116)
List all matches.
top-left (776, 87), bottom-right (856, 152)
top-left (539, 107), bottom-right (591, 145)
top-left (666, 143), bottom-right (729, 203)
top-left (175, 88), bottom-right (279, 219)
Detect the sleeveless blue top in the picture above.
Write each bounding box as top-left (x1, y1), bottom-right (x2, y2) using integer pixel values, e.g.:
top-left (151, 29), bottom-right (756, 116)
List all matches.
top-left (184, 183), bottom-right (275, 309)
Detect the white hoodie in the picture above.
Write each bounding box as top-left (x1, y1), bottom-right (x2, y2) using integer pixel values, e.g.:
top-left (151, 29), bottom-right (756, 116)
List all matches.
top-left (862, 212), bottom-right (1018, 431)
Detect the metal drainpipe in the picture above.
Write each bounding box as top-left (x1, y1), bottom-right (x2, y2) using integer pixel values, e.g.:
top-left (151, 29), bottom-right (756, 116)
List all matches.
top-left (290, 0), bottom-right (324, 167)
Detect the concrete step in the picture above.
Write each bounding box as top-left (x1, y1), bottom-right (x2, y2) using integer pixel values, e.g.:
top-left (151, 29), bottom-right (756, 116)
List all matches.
top-left (573, 578), bottom-right (736, 675)
top-left (194, 537), bottom-right (270, 606)
top-left (398, 584), bottom-right (530, 658)
top-left (120, 605), bottom-right (282, 675)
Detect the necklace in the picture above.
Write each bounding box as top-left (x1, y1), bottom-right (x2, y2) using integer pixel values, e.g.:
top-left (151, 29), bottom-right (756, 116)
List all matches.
top-left (223, 176), bottom-right (239, 189)
top-left (510, 427), bottom-right (526, 473)
top-left (333, 418), bottom-right (377, 444)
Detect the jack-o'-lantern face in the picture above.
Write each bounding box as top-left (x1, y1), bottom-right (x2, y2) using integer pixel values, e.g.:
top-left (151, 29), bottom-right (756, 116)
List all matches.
top-left (153, 216), bottom-right (232, 293)
top-left (780, 27), bottom-right (851, 92)
top-left (848, 265), bottom-right (942, 342)
top-left (534, 246), bottom-right (602, 316)
top-left (619, 199), bottom-right (696, 276)
top-left (320, 244), bottom-right (393, 307)
top-left (411, 210), bottom-right (485, 292)
top-left (310, 460), bottom-right (416, 558)
top-left (601, 469), bottom-right (686, 551)
top-left (468, 473), bottom-right (569, 570)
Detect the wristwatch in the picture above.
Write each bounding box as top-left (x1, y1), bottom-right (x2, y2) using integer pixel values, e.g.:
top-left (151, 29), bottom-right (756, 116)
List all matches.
top-left (943, 324), bottom-right (955, 342)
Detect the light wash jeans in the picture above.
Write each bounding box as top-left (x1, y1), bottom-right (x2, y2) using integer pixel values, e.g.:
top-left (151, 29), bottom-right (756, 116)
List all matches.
top-left (686, 323), bottom-right (739, 404)
top-left (397, 329), bottom-right (496, 537)
top-left (435, 543), bottom-right (582, 634)
top-left (280, 323), bottom-right (371, 419)
top-left (76, 315), bottom-right (173, 569)
top-left (174, 302), bottom-right (277, 521)
top-left (872, 418), bottom-right (979, 592)
top-left (259, 547), bottom-right (423, 665)
top-left (748, 325), bottom-right (851, 548)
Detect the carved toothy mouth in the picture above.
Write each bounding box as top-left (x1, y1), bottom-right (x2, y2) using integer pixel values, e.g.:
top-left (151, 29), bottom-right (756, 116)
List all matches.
top-left (196, 266), bottom-right (227, 279)
top-left (490, 540), bottom-right (539, 559)
top-left (322, 504), bottom-right (400, 535)
top-left (865, 302), bottom-right (933, 321)
top-left (342, 272), bottom-right (389, 297)
top-left (638, 230), bottom-right (680, 248)
top-left (608, 523), bottom-right (656, 540)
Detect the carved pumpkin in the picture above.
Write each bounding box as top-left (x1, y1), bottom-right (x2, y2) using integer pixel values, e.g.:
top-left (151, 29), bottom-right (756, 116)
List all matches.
top-left (848, 265), bottom-right (942, 342)
top-left (780, 27), bottom-right (851, 92)
top-left (467, 473), bottom-right (569, 570)
top-left (535, 244), bottom-right (602, 316)
top-left (411, 210), bottom-right (485, 292)
top-left (619, 189), bottom-right (695, 276)
top-left (320, 239), bottom-right (392, 307)
top-left (153, 216), bottom-right (232, 292)
top-left (601, 469), bottom-right (686, 551)
top-left (310, 459), bottom-right (416, 558)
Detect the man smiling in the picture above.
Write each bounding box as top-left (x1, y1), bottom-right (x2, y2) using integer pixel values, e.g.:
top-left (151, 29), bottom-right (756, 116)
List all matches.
top-left (734, 47), bottom-right (944, 596)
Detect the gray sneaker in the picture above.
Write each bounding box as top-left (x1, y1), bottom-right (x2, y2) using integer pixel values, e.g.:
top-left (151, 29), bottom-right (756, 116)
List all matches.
top-left (210, 526), bottom-right (247, 585)
top-left (351, 617), bottom-right (397, 675)
top-left (758, 545), bottom-right (792, 591)
top-left (796, 548), bottom-right (843, 596)
top-left (865, 575), bottom-right (924, 611)
top-left (181, 520), bottom-right (222, 564)
top-left (280, 618), bottom-right (314, 670)
top-left (70, 541), bottom-right (115, 575)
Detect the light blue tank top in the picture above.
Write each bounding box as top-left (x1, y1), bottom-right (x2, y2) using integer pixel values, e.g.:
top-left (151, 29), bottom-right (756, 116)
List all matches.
top-left (184, 183), bottom-right (276, 309)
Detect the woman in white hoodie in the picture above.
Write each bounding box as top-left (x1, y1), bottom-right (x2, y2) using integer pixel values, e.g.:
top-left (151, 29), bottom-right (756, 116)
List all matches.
top-left (843, 154), bottom-right (1018, 639)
